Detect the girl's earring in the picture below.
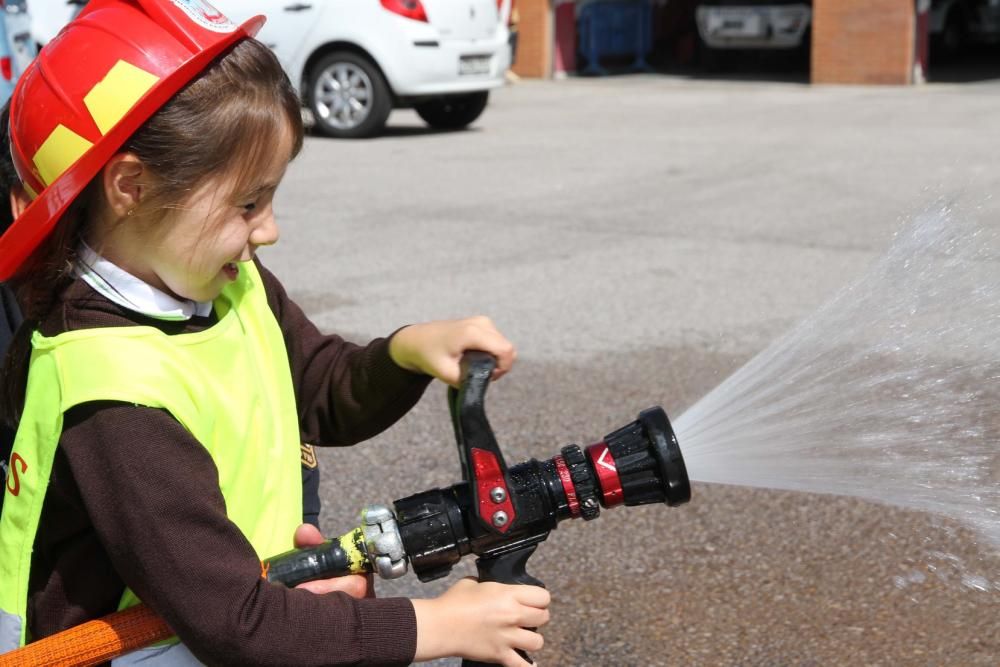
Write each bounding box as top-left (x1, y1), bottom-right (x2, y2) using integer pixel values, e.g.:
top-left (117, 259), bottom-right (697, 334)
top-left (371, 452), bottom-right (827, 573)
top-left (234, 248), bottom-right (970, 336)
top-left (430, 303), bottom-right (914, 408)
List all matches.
top-left (126, 208), bottom-right (135, 217)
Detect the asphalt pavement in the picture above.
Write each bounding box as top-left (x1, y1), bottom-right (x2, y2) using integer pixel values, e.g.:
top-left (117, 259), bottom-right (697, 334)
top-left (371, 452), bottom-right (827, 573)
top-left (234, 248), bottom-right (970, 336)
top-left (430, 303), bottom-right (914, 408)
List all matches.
top-left (262, 74), bottom-right (1000, 666)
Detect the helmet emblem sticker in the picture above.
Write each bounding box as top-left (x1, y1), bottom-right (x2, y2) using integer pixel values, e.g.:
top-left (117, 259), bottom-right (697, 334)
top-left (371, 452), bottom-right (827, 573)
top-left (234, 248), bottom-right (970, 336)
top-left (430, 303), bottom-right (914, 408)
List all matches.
top-left (170, 0), bottom-right (236, 33)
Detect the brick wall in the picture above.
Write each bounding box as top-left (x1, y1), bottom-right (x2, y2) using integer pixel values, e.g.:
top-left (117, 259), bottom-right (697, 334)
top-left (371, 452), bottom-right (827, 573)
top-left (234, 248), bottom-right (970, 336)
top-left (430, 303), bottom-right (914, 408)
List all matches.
top-left (512, 0), bottom-right (552, 78)
top-left (812, 0), bottom-right (916, 84)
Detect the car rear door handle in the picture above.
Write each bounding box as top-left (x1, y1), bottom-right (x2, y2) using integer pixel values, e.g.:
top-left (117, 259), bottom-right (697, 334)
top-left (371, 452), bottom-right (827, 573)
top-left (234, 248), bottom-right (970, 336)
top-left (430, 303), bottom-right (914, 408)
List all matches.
top-left (284, 2), bottom-right (312, 10)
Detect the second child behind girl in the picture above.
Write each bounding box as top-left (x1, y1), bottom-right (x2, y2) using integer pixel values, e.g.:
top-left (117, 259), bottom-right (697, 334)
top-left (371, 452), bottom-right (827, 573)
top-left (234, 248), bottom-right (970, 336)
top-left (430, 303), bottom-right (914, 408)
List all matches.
top-left (0, 1), bottom-right (549, 665)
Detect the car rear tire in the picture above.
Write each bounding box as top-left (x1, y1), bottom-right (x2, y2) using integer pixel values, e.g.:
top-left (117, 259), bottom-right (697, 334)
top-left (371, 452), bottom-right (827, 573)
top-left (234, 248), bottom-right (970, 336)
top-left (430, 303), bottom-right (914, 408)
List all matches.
top-left (307, 51), bottom-right (392, 139)
top-left (414, 92), bottom-right (489, 130)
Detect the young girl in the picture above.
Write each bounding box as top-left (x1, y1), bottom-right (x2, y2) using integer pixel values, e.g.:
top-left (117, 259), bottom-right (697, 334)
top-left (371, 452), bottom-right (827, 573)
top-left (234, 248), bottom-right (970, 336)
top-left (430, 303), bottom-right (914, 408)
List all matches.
top-left (0, 1), bottom-right (549, 665)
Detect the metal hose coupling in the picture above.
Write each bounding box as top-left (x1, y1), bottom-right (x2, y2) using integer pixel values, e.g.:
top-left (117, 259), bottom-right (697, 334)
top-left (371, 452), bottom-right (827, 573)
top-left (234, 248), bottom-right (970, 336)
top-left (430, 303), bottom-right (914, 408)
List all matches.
top-left (361, 504), bottom-right (408, 579)
top-left (260, 506), bottom-right (407, 586)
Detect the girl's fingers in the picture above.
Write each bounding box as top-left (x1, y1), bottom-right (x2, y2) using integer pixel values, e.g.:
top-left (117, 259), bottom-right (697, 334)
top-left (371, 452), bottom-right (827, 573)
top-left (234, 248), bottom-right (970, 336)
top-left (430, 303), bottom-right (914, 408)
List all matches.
top-left (501, 648), bottom-right (535, 667)
top-left (490, 340), bottom-right (516, 379)
top-left (517, 605), bottom-right (551, 629)
top-left (463, 318), bottom-right (516, 378)
top-left (397, 316), bottom-right (516, 386)
top-left (513, 584), bottom-right (551, 608)
top-left (292, 523), bottom-right (324, 548)
top-left (295, 573), bottom-right (369, 598)
top-left (509, 627), bottom-right (545, 653)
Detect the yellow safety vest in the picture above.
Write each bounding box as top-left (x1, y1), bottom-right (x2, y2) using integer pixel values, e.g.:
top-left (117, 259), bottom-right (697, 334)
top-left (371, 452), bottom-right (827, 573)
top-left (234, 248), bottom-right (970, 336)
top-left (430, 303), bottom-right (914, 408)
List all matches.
top-left (0, 261), bottom-right (302, 651)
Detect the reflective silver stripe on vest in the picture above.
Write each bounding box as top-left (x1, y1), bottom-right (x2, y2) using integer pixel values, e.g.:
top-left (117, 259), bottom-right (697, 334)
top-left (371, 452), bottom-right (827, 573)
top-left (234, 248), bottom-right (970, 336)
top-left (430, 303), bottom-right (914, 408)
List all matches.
top-left (0, 609), bottom-right (21, 655)
top-left (113, 642), bottom-right (204, 666)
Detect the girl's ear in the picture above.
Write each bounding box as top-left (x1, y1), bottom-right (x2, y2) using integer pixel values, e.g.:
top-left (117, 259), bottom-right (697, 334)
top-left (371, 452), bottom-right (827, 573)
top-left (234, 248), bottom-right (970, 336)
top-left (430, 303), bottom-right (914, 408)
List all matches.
top-left (102, 153), bottom-right (146, 218)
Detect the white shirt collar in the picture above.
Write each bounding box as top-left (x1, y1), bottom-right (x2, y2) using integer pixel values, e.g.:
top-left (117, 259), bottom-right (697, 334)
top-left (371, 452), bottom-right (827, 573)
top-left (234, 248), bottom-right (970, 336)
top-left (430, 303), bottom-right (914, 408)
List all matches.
top-left (74, 243), bottom-right (214, 321)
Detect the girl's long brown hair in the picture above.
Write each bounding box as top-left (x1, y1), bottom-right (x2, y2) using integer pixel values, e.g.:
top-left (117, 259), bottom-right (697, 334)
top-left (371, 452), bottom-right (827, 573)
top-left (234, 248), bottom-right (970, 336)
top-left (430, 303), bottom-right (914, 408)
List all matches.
top-left (0, 38), bottom-right (304, 426)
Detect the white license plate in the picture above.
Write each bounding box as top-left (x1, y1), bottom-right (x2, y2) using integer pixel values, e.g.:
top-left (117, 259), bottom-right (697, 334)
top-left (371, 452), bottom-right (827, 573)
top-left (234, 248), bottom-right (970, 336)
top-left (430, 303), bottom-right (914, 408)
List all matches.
top-left (459, 55), bottom-right (491, 76)
top-left (706, 9), bottom-right (765, 38)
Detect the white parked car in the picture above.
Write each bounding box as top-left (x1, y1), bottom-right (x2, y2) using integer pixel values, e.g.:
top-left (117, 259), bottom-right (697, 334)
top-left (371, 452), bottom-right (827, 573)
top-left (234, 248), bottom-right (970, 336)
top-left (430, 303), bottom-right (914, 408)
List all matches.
top-left (213, 0), bottom-right (512, 138)
top-left (27, 0), bottom-right (83, 48)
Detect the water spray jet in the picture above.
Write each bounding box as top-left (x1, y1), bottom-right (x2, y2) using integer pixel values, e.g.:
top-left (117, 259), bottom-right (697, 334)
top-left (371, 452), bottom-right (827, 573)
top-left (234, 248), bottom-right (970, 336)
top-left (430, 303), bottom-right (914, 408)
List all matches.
top-left (674, 200), bottom-right (1000, 567)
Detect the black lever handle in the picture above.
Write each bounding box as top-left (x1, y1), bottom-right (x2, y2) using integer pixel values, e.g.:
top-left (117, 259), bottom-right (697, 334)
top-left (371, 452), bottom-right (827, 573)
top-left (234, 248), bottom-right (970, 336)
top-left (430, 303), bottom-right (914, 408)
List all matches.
top-left (448, 352), bottom-right (518, 534)
top-left (450, 352), bottom-right (542, 665)
top-left (448, 351), bottom-right (498, 475)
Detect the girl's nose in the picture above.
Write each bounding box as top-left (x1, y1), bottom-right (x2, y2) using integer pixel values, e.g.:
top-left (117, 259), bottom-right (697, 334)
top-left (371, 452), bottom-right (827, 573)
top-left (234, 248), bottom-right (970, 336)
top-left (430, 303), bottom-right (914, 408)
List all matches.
top-left (250, 211), bottom-right (280, 248)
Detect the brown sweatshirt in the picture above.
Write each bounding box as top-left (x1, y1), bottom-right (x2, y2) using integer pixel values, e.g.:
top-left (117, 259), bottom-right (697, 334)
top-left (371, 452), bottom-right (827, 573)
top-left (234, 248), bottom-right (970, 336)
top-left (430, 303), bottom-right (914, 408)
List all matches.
top-left (26, 259), bottom-right (429, 666)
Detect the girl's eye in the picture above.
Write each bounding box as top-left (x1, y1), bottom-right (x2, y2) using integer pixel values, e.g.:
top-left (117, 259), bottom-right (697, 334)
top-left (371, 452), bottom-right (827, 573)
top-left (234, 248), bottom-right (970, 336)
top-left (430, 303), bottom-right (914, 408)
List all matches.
top-left (243, 202), bottom-right (257, 213)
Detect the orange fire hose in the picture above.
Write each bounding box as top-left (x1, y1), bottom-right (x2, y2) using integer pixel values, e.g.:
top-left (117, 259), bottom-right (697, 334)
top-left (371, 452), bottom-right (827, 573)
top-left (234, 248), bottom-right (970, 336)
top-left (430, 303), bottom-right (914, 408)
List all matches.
top-left (0, 525), bottom-right (374, 665)
top-left (0, 604), bottom-right (172, 667)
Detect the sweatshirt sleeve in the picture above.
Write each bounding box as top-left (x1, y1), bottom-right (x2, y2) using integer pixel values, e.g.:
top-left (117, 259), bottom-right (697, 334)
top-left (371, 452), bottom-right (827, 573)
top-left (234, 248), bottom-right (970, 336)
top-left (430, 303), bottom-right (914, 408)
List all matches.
top-left (60, 402), bottom-right (417, 667)
top-left (256, 260), bottom-right (433, 447)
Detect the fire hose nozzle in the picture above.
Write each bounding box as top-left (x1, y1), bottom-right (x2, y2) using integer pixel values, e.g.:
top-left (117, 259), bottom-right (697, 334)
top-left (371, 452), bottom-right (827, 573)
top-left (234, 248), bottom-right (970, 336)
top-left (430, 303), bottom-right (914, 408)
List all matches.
top-left (266, 404), bottom-right (691, 588)
top-left (641, 406), bottom-right (691, 507)
top-left (591, 406), bottom-right (691, 509)
top-left (391, 403), bottom-right (691, 585)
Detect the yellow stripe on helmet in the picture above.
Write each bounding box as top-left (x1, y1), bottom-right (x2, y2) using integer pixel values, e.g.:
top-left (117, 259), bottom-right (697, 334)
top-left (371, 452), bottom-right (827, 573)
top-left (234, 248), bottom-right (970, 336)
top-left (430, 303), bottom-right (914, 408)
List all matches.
top-left (32, 125), bottom-right (93, 187)
top-left (84, 60), bottom-right (161, 135)
top-left (30, 59), bottom-right (161, 192)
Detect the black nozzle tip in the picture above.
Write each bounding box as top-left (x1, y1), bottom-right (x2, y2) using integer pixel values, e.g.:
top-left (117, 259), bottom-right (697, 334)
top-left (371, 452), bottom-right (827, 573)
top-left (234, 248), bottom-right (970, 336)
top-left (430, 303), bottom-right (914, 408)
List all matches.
top-left (638, 407), bottom-right (691, 506)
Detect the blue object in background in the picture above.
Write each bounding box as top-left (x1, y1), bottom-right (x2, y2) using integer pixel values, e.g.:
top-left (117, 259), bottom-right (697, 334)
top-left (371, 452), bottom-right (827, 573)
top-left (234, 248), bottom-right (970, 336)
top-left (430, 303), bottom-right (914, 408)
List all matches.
top-left (577, 0), bottom-right (653, 76)
top-left (0, 0), bottom-right (36, 105)
top-left (0, 0), bottom-right (33, 517)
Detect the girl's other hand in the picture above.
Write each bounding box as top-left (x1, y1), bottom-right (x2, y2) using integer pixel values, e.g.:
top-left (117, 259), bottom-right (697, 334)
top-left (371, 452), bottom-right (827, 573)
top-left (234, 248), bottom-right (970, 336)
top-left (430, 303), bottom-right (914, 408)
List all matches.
top-left (412, 578), bottom-right (550, 666)
top-left (291, 523), bottom-right (372, 598)
top-left (389, 316), bottom-right (516, 386)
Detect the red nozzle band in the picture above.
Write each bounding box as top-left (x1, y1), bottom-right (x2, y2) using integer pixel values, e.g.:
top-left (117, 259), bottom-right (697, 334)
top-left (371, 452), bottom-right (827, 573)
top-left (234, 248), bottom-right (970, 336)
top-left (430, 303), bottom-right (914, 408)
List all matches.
top-left (586, 441), bottom-right (624, 508)
top-left (553, 455), bottom-right (580, 518)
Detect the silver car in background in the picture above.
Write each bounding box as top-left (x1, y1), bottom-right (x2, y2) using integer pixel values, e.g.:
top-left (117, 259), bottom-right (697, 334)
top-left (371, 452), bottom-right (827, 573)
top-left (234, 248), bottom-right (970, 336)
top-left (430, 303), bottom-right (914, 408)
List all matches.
top-left (696, 1), bottom-right (811, 51)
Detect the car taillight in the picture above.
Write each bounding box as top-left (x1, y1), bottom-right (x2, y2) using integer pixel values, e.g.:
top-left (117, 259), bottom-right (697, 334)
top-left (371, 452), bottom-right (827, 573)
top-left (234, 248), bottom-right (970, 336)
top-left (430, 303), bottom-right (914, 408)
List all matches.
top-left (501, 0), bottom-right (515, 24)
top-left (380, 0), bottom-right (428, 22)
top-left (1, 58), bottom-right (11, 82)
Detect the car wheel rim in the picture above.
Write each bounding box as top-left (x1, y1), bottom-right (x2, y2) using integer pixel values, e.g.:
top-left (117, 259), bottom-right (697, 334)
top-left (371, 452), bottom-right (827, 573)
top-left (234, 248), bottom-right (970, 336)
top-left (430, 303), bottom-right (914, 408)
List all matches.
top-left (313, 62), bottom-right (374, 130)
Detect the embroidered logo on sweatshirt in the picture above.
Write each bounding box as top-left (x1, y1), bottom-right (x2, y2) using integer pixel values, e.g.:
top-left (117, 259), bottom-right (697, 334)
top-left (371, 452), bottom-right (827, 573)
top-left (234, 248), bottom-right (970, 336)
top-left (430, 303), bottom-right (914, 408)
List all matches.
top-left (300, 444), bottom-right (318, 470)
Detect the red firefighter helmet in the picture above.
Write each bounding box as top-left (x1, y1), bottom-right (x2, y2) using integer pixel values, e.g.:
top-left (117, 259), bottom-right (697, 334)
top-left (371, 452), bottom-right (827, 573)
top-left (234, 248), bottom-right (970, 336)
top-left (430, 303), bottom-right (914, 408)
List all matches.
top-left (0, 0), bottom-right (265, 280)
